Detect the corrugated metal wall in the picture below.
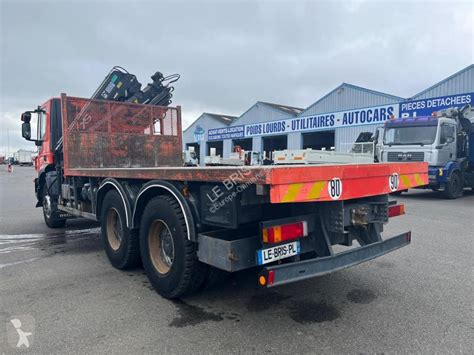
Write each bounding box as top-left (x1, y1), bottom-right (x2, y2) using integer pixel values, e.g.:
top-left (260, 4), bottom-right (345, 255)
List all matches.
top-left (183, 114), bottom-right (220, 164)
top-left (300, 84), bottom-right (403, 116)
top-left (335, 124), bottom-right (383, 151)
top-left (223, 140), bottom-right (232, 158)
top-left (252, 136), bottom-right (262, 152)
top-left (182, 114), bottom-right (214, 147)
top-left (235, 103), bottom-right (296, 152)
top-left (287, 132), bottom-right (301, 149)
top-left (411, 65), bottom-right (473, 99)
top-left (231, 102), bottom-right (291, 126)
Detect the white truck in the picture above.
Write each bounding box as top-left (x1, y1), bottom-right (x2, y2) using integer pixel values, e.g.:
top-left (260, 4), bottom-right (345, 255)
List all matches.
top-left (379, 105), bottom-right (474, 198)
top-left (16, 149), bottom-right (34, 166)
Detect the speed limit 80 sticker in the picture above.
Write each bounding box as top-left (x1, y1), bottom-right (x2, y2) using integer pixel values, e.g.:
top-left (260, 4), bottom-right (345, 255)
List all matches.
top-left (328, 178), bottom-right (343, 200)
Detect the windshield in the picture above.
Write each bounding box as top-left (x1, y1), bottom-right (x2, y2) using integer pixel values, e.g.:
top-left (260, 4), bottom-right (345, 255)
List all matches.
top-left (383, 126), bottom-right (437, 145)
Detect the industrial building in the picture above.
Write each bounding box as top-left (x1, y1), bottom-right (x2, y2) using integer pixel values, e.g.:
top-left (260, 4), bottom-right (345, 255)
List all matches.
top-left (183, 65), bottom-right (474, 164)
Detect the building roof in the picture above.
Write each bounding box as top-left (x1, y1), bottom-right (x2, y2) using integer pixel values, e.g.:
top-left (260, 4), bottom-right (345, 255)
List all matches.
top-left (203, 112), bottom-right (239, 125)
top-left (409, 64), bottom-right (474, 100)
top-left (342, 83), bottom-right (405, 101)
top-left (258, 101), bottom-right (304, 116)
top-left (300, 82), bottom-right (404, 117)
top-left (183, 112), bottom-right (238, 132)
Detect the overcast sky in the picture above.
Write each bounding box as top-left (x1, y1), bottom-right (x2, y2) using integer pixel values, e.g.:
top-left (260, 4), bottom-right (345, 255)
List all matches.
top-left (1, 0), bottom-right (473, 155)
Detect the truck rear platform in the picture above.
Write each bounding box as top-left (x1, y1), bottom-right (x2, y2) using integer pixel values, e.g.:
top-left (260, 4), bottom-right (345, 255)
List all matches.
top-left (66, 162), bottom-right (427, 203)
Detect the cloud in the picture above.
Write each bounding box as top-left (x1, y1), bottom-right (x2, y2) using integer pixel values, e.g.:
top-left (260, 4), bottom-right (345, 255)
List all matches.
top-left (1, 0), bottom-right (472, 154)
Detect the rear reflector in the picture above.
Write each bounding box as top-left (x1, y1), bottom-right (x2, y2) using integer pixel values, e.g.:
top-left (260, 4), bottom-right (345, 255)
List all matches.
top-left (268, 270), bottom-right (275, 285)
top-left (262, 221), bottom-right (307, 244)
top-left (388, 204), bottom-right (405, 218)
top-left (258, 271), bottom-right (275, 287)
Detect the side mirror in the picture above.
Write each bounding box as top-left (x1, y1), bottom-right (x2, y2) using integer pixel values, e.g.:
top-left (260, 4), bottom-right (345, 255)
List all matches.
top-left (21, 112), bottom-right (32, 123)
top-left (22, 122), bottom-right (31, 140)
top-left (20, 109), bottom-right (43, 145)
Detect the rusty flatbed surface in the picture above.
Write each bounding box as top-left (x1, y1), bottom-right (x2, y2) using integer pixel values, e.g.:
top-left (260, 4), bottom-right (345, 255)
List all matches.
top-left (60, 95), bottom-right (428, 203)
top-left (66, 162), bottom-right (428, 203)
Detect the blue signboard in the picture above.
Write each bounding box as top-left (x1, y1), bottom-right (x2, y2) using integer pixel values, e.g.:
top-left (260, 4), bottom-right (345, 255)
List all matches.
top-left (200, 92), bottom-right (473, 142)
top-left (400, 92), bottom-right (473, 118)
top-left (193, 125), bottom-right (205, 142)
top-left (208, 125), bottom-right (245, 141)
top-left (244, 104), bottom-right (398, 137)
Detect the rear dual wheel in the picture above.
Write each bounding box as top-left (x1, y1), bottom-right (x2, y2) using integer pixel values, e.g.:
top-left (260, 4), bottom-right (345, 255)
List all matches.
top-left (140, 195), bottom-right (207, 299)
top-left (102, 191), bottom-right (219, 297)
top-left (101, 190), bottom-right (141, 269)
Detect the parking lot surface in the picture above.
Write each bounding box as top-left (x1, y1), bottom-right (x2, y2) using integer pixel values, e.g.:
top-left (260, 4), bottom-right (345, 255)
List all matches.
top-left (1, 167), bottom-right (472, 353)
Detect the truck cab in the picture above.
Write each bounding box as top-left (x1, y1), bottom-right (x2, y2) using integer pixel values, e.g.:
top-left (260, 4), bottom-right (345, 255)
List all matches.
top-left (21, 98), bottom-right (63, 209)
top-left (380, 106), bottom-right (474, 198)
top-left (21, 99), bottom-right (62, 172)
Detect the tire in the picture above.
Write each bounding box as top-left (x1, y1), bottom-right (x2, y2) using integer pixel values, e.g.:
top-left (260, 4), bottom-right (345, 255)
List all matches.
top-left (42, 184), bottom-right (66, 229)
top-left (139, 195), bottom-right (207, 299)
top-left (444, 172), bottom-right (463, 199)
top-left (101, 190), bottom-right (141, 269)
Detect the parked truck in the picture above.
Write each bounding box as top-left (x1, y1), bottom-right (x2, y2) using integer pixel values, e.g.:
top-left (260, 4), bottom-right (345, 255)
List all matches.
top-left (16, 149), bottom-right (34, 166)
top-left (380, 105), bottom-right (474, 198)
top-left (20, 94), bottom-right (427, 298)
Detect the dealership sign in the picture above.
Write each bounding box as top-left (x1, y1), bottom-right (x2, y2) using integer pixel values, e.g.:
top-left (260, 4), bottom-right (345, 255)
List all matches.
top-left (400, 92), bottom-right (473, 118)
top-left (208, 125), bottom-right (245, 140)
top-left (205, 91), bottom-right (473, 140)
top-left (243, 104), bottom-right (398, 138)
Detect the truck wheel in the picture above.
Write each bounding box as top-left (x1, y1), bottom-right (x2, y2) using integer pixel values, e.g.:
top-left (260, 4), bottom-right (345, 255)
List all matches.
top-left (139, 195), bottom-right (207, 299)
top-left (444, 172), bottom-right (463, 199)
top-left (42, 184), bottom-right (66, 229)
top-left (101, 190), bottom-right (141, 269)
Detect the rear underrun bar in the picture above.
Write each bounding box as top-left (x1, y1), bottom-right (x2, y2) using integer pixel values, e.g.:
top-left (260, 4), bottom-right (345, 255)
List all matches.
top-left (259, 231), bottom-right (411, 287)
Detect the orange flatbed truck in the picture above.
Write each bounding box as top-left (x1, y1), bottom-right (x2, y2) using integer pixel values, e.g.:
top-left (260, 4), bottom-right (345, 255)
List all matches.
top-left (20, 95), bottom-right (428, 298)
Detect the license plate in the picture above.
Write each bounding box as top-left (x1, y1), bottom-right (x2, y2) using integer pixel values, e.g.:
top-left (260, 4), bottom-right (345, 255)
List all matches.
top-left (257, 241), bottom-right (300, 265)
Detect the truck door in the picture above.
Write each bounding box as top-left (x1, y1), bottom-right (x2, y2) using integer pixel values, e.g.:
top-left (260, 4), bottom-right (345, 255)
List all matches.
top-left (34, 102), bottom-right (55, 172)
top-left (374, 126), bottom-right (384, 162)
top-left (437, 123), bottom-right (457, 165)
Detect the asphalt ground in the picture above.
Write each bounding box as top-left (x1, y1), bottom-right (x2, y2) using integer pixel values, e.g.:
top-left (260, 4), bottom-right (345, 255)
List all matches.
top-left (0, 166), bottom-right (473, 354)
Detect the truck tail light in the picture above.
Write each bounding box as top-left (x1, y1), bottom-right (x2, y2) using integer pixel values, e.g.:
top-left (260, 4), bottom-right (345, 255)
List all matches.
top-left (262, 221), bottom-right (307, 244)
top-left (258, 270), bottom-right (275, 287)
top-left (388, 204), bottom-right (405, 218)
top-left (268, 270), bottom-right (275, 285)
